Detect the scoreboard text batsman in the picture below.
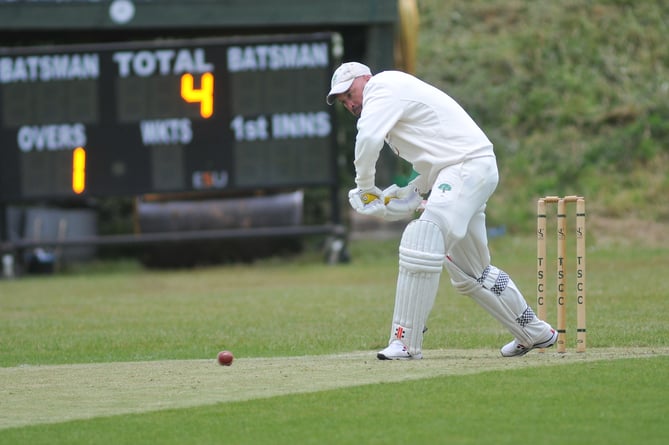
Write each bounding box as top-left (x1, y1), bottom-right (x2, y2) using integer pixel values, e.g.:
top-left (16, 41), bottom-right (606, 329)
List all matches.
top-left (0, 33), bottom-right (336, 201)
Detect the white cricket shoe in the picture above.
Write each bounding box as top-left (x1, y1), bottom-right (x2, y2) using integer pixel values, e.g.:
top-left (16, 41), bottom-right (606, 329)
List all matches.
top-left (377, 339), bottom-right (422, 360)
top-left (500, 328), bottom-right (558, 357)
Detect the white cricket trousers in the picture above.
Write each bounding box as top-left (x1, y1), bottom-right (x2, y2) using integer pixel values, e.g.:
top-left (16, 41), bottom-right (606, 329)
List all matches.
top-left (420, 155), bottom-right (498, 275)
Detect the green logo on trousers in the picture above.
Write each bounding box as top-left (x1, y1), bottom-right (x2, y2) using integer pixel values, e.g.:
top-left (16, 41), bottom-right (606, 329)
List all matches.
top-left (438, 183), bottom-right (452, 192)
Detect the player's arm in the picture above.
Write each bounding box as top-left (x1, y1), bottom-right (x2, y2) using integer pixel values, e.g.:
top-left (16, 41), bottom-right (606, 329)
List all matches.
top-left (353, 82), bottom-right (403, 191)
top-left (349, 81), bottom-right (404, 218)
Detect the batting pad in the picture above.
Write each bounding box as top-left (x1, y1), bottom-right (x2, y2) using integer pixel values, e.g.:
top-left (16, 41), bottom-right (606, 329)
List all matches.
top-left (445, 259), bottom-right (549, 346)
top-left (390, 219), bottom-right (445, 355)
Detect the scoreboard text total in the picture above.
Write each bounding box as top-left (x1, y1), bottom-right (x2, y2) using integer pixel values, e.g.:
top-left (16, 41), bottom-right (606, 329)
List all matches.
top-left (0, 34), bottom-right (335, 201)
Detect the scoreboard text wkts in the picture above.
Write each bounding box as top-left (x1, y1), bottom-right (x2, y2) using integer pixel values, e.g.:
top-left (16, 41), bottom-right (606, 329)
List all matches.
top-left (0, 33), bottom-right (337, 201)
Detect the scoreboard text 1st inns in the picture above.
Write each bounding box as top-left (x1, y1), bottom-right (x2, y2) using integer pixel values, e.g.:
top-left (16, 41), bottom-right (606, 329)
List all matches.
top-left (0, 33), bottom-right (336, 201)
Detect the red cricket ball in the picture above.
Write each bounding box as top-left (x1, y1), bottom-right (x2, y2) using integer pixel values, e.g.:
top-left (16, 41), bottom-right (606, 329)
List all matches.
top-left (217, 350), bottom-right (234, 366)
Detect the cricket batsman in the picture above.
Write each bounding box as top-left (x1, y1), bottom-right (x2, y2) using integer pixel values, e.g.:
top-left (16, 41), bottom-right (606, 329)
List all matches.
top-left (326, 62), bottom-right (557, 359)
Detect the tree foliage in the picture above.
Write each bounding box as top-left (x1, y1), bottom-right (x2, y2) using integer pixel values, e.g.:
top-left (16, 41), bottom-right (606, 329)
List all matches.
top-left (416, 0), bottom-right (669, 228)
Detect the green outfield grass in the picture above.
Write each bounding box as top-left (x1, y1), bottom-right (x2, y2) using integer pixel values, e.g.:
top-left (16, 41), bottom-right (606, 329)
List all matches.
top-left (1, 235), bottom-right (668, 444)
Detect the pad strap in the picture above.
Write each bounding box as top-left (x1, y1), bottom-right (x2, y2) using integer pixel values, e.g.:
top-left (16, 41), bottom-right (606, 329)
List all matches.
top-left (476, 265), bottom-right (509, 296)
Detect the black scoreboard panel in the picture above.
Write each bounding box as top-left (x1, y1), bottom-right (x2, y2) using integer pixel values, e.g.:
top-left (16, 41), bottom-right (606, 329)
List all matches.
top-left (0, 33), bottom-right (336, 201)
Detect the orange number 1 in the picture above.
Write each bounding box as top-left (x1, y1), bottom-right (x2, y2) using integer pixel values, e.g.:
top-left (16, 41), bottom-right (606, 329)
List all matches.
top-left (72, 146), bottom-right (86, 195)
top-left (180, 72), bottom-right (214, 118)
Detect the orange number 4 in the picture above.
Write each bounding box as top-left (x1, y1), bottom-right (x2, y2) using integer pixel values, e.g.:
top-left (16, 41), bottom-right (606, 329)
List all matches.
top-left (181, 72), bottom-right (214, 118)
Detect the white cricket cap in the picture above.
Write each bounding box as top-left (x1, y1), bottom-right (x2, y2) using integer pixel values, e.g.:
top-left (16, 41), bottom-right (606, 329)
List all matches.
top-left (326, 62), bottom-right (372, 105)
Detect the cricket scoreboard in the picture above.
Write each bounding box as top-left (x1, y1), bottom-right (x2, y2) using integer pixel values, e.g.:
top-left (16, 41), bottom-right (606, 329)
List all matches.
top-left (0, 33), bottom-right (336, 201)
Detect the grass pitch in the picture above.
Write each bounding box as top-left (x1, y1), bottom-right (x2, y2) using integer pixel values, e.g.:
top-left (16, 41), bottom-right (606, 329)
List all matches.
top-left (1, 235), bottom-right (668, 444)
top-left (2, 347), bottom-right (667, 431)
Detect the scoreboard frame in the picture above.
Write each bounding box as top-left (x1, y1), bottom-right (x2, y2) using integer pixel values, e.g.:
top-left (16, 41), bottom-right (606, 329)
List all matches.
top-left (0, 32), bottom-right (338, 202)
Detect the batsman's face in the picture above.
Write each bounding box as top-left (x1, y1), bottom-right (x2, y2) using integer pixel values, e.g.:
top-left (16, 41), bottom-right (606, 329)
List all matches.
top-left (337, 76), bottom-right (368, 117)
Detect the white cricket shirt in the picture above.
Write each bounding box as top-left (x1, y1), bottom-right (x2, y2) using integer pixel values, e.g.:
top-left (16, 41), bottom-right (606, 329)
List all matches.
top-left (354, 70), bottom-right (494, 192)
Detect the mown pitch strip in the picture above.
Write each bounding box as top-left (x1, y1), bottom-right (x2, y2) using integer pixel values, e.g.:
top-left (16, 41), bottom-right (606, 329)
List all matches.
top-left (1, 347), bottom-right (667, 430)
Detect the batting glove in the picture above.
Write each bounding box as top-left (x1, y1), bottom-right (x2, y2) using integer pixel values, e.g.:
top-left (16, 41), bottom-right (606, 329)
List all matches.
top-left (382, 184), bottom-right (423, 221)
top-left (348, 186), bottom-right (386, 218)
